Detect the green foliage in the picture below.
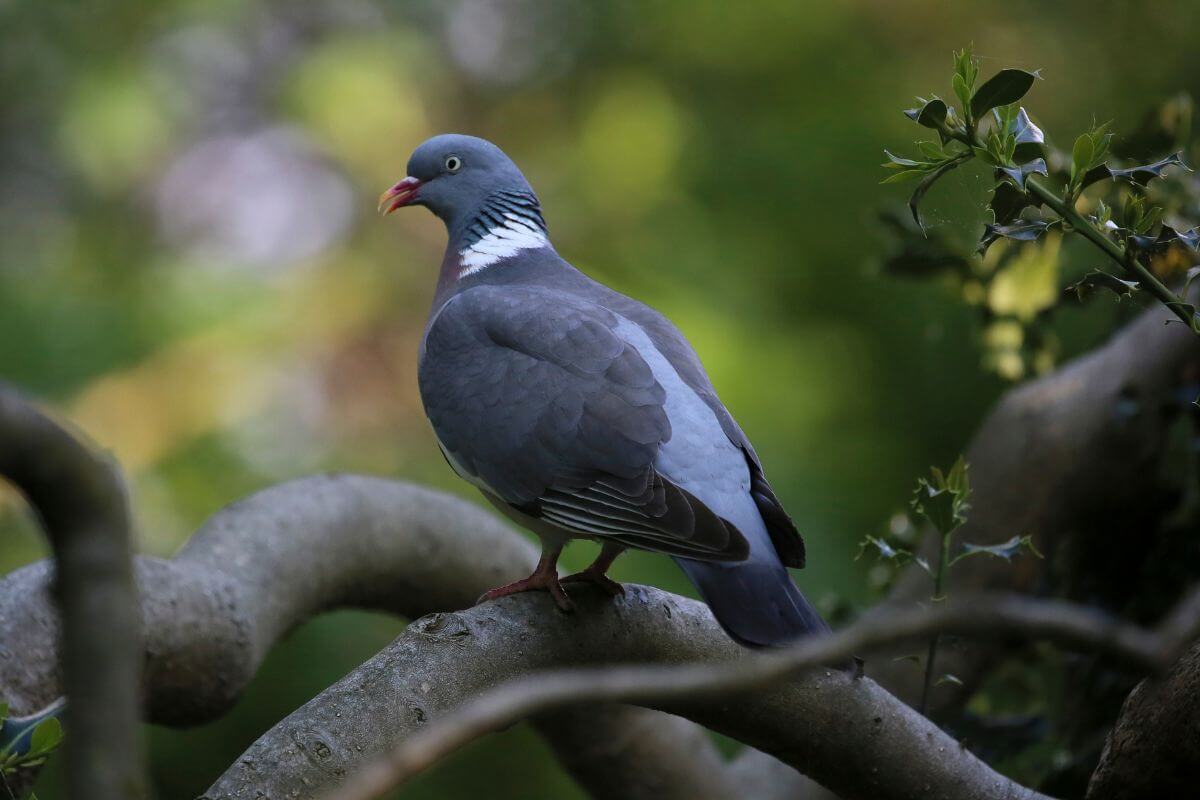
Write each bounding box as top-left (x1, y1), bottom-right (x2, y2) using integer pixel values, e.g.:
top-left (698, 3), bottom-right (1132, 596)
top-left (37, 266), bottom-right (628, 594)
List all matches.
top-left (954, 534), bottom-right (1043, 565)
top-left (952, 46), bottom-right (980, 117)
top-left (856, 534), bottom-right (931, 575)
top-left (859, 457), bottom-right (1041, 713)
top-left (882, 50), bottom-right (1200, 379)
top-left (1066, 270), bottom-right (1139, 301)
top-left (971, 69), bottom-right (1040, 120)
top-left (1, 702), bottom-right (65, 793)
top-left (1068, 123), bottom-right (1113, 197)
top-left (911, 456), bottom-right (971, 537)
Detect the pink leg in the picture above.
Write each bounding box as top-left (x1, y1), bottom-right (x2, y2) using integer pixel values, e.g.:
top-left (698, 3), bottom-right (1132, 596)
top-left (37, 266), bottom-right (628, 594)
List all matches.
top-left (476, 543), bottom-right (574, 611)
top-left (562, 542), bottom-right (626, 597)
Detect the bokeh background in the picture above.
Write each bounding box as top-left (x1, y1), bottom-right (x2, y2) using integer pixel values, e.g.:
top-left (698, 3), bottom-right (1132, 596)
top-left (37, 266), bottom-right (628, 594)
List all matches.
top-left (3, 1), bottom-right (1200, 797)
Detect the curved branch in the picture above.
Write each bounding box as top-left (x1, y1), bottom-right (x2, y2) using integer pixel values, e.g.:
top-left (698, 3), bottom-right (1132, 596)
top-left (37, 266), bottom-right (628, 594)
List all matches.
top-left (0, 387), bottom-right (148, 800)
top-left (0, 473), bottom-right (753, 799)
top-left (322, 588), bottom-right (1200, 800)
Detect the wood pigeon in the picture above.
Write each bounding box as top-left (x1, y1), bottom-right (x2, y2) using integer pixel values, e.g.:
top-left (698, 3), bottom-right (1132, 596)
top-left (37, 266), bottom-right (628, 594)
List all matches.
top-left (381, 134), bottom-right (827, 646)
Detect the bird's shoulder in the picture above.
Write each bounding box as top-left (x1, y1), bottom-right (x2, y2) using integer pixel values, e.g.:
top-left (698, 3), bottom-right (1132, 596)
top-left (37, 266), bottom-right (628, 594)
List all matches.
top-left (421, 282), bottom-right (632, 370)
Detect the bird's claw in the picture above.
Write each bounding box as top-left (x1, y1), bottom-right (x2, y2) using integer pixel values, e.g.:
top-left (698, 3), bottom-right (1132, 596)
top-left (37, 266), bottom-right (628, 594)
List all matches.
top-left (476, 574), bottom-right (576, 612)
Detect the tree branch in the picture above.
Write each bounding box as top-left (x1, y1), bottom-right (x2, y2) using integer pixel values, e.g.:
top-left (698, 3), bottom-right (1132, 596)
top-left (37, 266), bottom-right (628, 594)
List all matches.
top-left (0, 386), bottom-right (148, 800)
top-left (1087, 638), bottom-right (1200, 799)
top-left (319, 587), bottom-right (1200, 800)
top-left (1, 473), bottom-right (756, 799)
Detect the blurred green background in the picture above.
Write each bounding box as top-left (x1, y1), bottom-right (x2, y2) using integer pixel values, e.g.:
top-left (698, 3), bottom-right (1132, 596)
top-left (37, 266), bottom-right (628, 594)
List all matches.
top-left (2, 1), bottom-right (1199, 797)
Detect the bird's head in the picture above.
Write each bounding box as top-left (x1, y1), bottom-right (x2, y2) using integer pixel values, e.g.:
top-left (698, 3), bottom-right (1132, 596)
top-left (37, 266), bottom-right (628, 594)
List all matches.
top-left (379, 134), bottom-right (536, 231)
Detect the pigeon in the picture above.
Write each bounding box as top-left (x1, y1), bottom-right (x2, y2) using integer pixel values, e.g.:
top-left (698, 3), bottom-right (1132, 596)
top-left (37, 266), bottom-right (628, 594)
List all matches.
top-left (381, 134), bottom-right (828, 646)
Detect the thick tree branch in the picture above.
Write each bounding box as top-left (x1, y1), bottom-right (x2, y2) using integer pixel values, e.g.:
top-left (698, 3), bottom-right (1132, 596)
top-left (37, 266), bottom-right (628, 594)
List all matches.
top-left (534, 706), bottom-right (744, 800)
top-left (1087, 638), bottom-right (1200, 799)
top-left (320, 588), bottom-right (1200, 800)
top-left (0, 474), bottom-right (754, 799)
top-left (873, 292), bottom-right (1200, 713)
top-left (0, 387), bottom-right (148, 800)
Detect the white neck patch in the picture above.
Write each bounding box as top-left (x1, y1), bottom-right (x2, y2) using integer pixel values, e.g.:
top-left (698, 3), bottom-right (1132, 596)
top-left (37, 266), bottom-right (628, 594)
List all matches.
top-left (459, 212), bottom-right (548, 277)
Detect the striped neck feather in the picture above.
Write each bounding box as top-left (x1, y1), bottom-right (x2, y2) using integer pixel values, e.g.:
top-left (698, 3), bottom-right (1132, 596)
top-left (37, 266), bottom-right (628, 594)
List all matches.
top-left (457, 190), bottom-right (549, 277)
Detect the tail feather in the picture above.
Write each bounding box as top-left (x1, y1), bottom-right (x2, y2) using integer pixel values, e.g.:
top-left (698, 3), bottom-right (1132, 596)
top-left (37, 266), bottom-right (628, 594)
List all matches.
top-left (674, 556), bottom-right (828, 647)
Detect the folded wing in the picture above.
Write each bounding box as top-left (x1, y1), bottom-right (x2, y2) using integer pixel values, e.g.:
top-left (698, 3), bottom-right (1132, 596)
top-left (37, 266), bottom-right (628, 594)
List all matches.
top-left (420, 285), bottom-right (748, 562)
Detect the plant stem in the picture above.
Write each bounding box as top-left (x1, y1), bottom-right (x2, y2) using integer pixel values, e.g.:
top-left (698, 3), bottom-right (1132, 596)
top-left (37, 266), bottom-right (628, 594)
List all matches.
top-left (1022, 177), bottom-right (1195, 328)
top-left (947, 123), bottom-right (1196, 330)
top-left (919, 529), bottom-right (954, 715)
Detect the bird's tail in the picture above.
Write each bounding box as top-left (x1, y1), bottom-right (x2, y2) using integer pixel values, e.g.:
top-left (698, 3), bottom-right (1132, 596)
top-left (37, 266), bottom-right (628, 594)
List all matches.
top-left (674, 557), bottom-right (828, 647)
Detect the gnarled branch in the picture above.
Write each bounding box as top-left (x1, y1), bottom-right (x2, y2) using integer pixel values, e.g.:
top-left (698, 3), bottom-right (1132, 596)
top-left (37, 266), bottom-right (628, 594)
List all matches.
top-left (0, 386), bottom-right (148, 800)
top-left (0, 473), bottom-right (757, 799)
top-left (323, 588), bottom-right (1200, 800)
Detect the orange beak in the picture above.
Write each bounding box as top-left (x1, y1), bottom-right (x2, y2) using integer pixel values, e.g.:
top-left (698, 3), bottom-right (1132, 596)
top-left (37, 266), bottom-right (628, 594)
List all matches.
top-left (378, 176), bottom-right (422, 214)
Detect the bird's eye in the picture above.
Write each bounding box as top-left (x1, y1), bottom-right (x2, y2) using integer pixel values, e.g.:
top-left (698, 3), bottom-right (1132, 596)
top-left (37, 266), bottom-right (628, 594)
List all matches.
top-left (445, 155), bottom-right (463, 173)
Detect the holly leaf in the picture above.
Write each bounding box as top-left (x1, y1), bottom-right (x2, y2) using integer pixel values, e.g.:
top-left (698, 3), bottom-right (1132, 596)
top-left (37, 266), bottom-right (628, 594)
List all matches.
top-left (971, 69), bottom-right (1039, 118)
top-left (979, 218), bottom-right (1052, 255)
top-left (997, 158), bottom-right (1048, 190)
top-left (1011, 107), bottom-right (1046, 161)
top-left (856, 534), bottom-right (901, 561)
top-left (1175, 227), bottom-right (1200, 251)
top-left (1066, 270), bottom-right (1139, 301)
top-left (989, 182), bottom-right (1035, 225)
top-left (1108, 152), bottom-right (1189, 185)
top-left (904, 97), bottom-right (949, 131)
top-left (1011, 107), bottom-right (1044, 145)
top-left (855, 535), bottom-right (932, 574)
top-left (1130, 225), bottom-right (1200, 254)
top-left (1083, 152), bottom-right (1190, 189)
top-left (883, 149), bottom-right (922, 168)
top-left (954, 534), bottom-right (1043, 564)
top-left (909, 156), bottom-right (968, 233)
top-left (912, 458), bottom-right (971, 535)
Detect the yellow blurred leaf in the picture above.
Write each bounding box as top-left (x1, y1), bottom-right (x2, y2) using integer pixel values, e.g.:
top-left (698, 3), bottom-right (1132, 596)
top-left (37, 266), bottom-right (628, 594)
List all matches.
top-left (578, 75), bottom-right (684, 216)
top-left (987, 234), bottom-right (1061, 321)
top-left (288, 34), bottom-right (432, 179)
top-left (59, 64), bottom-right (171, 190)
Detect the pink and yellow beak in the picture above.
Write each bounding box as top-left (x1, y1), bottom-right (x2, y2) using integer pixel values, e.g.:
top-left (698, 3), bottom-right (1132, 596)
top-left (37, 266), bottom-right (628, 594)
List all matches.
top-left (377, 176), bottom-right (423, 215)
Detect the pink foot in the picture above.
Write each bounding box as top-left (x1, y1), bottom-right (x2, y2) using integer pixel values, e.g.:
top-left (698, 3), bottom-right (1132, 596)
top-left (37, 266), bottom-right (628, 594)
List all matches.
top-left (477, 572), bottom-right (575, 612)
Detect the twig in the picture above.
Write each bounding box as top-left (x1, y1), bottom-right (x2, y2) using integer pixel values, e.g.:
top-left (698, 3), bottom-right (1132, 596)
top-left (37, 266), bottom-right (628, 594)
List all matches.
top-left (918, 526), bottom-right (954, 714)
top-left (327, 588), bottom-right (1200, 800)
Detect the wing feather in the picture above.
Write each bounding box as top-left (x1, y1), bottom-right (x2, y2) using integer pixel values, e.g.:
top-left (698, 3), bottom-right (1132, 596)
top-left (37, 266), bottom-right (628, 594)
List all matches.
top-left (419, 285), bottom-right (748, 562)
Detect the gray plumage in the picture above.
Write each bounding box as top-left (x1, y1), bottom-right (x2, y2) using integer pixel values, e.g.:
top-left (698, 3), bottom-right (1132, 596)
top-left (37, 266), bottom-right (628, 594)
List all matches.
top-left (384, 134), bottom-right (827, 646)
